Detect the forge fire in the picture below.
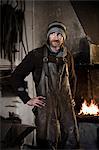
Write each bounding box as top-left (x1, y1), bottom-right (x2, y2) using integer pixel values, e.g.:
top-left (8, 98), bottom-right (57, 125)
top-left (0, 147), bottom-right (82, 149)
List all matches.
top-left (78, 98), bottom-right (99, 116)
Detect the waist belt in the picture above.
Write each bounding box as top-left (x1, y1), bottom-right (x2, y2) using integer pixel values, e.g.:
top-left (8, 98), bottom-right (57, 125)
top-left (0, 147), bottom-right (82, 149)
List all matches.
top-left (43, 55), bottom-right (65, 64)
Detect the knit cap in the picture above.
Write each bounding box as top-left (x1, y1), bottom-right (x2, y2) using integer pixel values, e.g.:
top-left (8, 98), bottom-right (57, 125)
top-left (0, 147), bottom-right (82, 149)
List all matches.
top-left (47, 21), bottom-right (67, 40)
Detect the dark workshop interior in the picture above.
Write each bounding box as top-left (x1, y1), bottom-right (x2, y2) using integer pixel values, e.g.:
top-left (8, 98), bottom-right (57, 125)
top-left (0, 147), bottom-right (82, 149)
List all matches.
top-left (0, 0), bottom-right (99, 149)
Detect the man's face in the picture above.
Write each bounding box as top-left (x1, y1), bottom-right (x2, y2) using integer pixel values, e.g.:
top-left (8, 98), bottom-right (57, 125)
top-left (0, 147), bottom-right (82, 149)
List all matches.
top-left (49, 32), bottom-right (64, 50)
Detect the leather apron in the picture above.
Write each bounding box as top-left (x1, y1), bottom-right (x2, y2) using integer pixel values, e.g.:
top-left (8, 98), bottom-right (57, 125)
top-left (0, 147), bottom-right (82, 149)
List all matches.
top-left (35, 46), bottom-right (78, 149)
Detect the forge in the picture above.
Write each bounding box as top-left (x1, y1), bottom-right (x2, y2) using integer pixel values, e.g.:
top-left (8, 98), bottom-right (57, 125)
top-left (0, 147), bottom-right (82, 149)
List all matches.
top-left (76, 97), bottom-right (99, 149)
top-left (74, 40), bottom-right (99, 149)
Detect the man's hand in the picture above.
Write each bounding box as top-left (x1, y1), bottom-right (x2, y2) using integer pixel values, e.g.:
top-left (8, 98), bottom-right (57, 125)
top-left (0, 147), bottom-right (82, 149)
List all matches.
top-left (26, 96), bottom-right (46, 108)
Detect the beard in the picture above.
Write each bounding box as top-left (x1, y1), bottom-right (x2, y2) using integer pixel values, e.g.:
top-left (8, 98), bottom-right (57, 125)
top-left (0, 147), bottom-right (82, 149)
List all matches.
top-left (49, 40), bottom-right (63, 53)
top-left (50, 40), bottom-right (62, 48)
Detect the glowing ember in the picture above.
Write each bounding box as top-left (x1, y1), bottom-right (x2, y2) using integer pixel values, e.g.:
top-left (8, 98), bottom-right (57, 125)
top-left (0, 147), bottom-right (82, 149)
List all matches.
top-left (78, 99), bottom-right (99, 116)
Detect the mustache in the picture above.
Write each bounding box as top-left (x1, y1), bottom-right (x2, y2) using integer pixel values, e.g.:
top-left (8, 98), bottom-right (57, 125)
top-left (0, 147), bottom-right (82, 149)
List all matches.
top-left (52, 40), bottom-right (59, 42)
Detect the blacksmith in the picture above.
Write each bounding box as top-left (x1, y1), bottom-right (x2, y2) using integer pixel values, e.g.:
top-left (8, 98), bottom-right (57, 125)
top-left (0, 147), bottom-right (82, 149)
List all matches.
top-left (12, 21), bottom-right (79, 149)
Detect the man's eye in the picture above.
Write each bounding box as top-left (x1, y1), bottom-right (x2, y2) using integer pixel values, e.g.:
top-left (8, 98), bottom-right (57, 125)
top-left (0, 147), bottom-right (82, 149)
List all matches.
top-left (57, 33), bottom-right (60, 36)
top-left (57, 33), bottom-right (62, 36)
top-left (50, 32), bottom-right (55, 36)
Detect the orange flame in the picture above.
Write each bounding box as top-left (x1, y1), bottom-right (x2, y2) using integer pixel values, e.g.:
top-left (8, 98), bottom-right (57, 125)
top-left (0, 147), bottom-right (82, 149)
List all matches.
top-left (78, 99), bottom-right (99, 116)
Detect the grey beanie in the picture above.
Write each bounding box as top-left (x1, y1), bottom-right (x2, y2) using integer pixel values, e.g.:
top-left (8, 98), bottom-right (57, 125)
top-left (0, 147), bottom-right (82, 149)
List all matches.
top-left (47, 21), bottom-right (67, 40)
